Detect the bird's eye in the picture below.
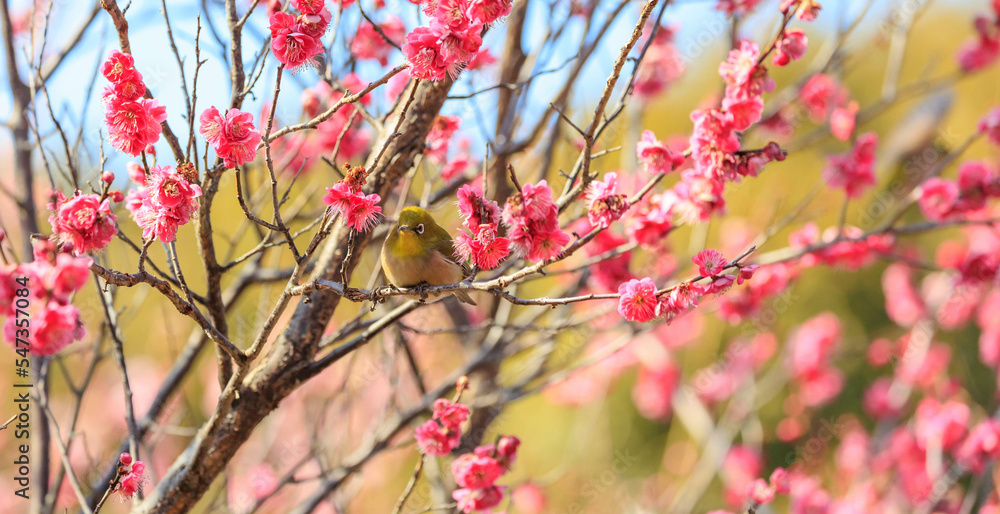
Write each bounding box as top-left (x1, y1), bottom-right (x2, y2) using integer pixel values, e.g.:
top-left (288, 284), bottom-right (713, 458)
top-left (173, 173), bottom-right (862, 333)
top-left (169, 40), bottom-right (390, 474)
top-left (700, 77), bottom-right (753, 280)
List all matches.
top-left (416, 223), bottom-right (425, 235)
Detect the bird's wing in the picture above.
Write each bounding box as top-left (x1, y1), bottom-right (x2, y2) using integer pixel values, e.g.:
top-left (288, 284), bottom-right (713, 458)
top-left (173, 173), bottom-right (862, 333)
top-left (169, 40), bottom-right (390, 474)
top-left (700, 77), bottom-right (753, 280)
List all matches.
top-left (433, 226), bottom-right (477, 305)
top-left (434, 225), bottom-right (473, 278)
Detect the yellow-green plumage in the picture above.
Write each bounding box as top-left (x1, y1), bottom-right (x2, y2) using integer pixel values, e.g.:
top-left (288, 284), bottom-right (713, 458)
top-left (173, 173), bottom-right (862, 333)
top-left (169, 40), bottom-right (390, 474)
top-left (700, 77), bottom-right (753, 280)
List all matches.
top-left (380, 207), bottom-right (476, 305)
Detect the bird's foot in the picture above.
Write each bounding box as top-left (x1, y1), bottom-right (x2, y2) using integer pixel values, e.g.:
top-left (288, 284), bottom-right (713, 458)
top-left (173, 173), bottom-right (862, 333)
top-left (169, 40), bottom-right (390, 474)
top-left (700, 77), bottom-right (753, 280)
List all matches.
top-left (367, 285), bottom-right (396, 309)
top-left (415, 282), bottom-right (431, 302)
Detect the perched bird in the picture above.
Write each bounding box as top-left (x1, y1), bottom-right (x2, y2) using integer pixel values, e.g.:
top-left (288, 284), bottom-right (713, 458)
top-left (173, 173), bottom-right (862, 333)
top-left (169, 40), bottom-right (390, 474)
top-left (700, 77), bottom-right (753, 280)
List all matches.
top-left (380, 206), bottom-right (477, 305)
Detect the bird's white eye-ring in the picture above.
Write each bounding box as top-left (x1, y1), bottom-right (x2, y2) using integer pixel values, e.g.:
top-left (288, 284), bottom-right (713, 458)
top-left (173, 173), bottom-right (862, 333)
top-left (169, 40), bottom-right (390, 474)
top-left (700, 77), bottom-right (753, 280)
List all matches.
top-left (416, 223), bottom-right (425, 235)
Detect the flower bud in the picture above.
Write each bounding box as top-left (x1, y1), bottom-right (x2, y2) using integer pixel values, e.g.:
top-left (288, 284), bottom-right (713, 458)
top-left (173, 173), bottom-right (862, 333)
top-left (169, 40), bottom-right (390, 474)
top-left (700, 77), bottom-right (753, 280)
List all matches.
top-left (498, 435), bottom-right (520, 457)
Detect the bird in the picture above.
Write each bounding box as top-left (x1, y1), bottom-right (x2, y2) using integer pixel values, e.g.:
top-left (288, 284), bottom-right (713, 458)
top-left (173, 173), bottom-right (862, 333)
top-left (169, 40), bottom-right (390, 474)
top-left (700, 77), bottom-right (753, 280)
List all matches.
top-left (380, 206), bottom-right (477, 306)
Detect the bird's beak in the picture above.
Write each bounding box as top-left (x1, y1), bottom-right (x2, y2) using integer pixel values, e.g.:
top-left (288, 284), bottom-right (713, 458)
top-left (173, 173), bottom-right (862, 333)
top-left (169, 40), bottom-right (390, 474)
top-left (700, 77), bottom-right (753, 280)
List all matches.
top-left (398, 226), bottom-right (413, 233)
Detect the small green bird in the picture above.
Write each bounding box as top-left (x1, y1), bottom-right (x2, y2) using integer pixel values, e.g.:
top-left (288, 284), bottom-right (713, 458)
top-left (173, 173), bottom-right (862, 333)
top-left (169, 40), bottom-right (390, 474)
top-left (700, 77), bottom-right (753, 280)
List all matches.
top-left (380, 206), bottom-right (477, 306)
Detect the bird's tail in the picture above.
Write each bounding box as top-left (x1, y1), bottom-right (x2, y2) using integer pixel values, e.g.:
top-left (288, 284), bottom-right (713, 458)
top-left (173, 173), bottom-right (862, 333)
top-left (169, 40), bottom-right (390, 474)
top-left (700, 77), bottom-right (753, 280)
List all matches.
top-left (452, 290), bottom-right (477, 306)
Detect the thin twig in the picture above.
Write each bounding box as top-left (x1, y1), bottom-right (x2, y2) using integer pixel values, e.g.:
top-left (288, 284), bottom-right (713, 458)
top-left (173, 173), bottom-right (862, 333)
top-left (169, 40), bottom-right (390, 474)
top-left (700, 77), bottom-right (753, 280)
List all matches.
top-left (391, 455), bottom-right (424, 514)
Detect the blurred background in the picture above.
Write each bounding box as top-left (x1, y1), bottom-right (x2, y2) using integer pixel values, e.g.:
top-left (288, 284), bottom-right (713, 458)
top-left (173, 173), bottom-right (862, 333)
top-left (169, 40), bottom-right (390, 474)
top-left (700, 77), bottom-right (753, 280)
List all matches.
top-left (1, 0), bottom-right (1000, 512)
